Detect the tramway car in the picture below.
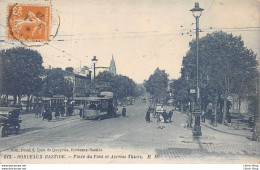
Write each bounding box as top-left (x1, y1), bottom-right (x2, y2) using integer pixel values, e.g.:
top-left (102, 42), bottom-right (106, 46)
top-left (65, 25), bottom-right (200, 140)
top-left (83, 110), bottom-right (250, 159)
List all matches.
top-left (74, 95), bottom-right (117, 120)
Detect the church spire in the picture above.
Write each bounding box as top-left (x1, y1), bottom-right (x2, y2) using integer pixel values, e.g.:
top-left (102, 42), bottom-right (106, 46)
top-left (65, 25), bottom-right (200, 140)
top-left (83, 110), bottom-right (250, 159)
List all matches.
top-left (109, 54), bottom-right (116, 75)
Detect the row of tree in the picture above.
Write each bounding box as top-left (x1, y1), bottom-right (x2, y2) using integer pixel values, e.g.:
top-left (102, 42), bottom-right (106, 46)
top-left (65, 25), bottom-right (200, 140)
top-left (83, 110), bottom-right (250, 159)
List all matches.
top-left (93, 71), bottom-right (144, 100)
top-left (170, 31), bottom-right (259, 124)
top-left (0, 47), bottom-right (142, 111)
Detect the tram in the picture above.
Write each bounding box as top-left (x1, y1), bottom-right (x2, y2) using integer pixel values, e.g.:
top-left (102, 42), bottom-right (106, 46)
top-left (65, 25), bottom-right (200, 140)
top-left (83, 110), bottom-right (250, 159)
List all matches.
top-left (73, 95), bottom-right (117, 120)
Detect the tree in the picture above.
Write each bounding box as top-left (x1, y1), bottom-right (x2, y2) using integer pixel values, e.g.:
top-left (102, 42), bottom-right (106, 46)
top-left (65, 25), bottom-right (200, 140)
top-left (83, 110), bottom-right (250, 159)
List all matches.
top-left (182, 31), bottom-right (259, 124)
top-left (170, 77), bottom-right (190, 113)
top-left (41, 68), bottom-right (73, 98)
top-left (0, 47), bottom-right (44, 110)
top-left (94, 71), bottom-right (139, 100)
top-left (144, 68), bottom-right (169, 102)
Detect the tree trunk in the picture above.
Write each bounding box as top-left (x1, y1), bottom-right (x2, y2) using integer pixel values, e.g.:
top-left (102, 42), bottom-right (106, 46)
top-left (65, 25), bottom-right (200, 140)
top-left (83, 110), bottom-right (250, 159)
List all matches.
top-left (213, 97), bottom-right (218, 126)
top-left (237, 96), bottom-right (241, 129)
top-left (26, 94), bottom-right (30, 113)
top-left (223, 96), bottom-right (227, 124)
top-left (14, 95), bottom-right (17, 104)
top-left (180, 95), bottom-right (183, 114)
top-left (6, 95), bottom-right (9, 107)
top-left (18, 95), bottom-right (21, 105)
top-left (180, 101), bottom-right (183, 114)
top-left (30, 95), bottom-right (33, 110)
top-left (222, 76), bottom-right (228, 125)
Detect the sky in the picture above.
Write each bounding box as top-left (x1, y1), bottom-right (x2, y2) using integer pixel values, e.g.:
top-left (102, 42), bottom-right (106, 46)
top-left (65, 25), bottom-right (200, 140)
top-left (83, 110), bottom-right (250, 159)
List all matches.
top-left (0, 0), bottom-right (260, 84)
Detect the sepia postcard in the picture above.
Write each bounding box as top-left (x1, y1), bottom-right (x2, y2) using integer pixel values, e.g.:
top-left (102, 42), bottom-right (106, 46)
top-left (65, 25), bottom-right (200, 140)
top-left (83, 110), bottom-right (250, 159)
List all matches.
top-left (0, 0), bottom-right (259, 167)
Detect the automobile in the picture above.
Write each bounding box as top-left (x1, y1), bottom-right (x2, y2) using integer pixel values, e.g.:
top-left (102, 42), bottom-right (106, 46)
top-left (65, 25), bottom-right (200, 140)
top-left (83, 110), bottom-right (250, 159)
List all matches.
top-left (0, 107), bottom-right (22, 137)
top-left (155, 104), bottom-right (164, 116)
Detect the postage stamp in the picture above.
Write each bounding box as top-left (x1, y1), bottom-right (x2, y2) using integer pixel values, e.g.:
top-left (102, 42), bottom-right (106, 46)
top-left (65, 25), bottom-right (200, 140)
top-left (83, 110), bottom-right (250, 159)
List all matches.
top-left (7, 4), bottom-right (50, 41)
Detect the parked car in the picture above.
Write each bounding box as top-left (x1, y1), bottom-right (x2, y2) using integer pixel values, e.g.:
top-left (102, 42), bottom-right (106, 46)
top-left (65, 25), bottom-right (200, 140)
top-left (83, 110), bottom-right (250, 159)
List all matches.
top-left (0, 107), bottom-right (22, 137)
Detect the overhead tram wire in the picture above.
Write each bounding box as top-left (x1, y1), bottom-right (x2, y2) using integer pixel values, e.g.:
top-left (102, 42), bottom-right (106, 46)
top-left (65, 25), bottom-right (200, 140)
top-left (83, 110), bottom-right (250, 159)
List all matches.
top-left (51, 32), bottom-right (188, 42)
top-left (202, 26), bottom-right (260, 30)
top-left (1, 41), bottom-right (68, 67)
top-left (45, 43), bottom-right (90, 65)
top-left (0, 42), bottom-right (67, 67)
top-left (203, 0), bottom-right (208, 10)
top-left (200, 0), bottom-right (215, 26)
top-left (198, 26), bottom-right (260, 34)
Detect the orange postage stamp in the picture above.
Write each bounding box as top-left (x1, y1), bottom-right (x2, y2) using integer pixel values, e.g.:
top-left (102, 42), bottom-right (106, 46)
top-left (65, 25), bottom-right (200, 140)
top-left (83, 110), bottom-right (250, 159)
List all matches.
top-left (7, 4), bottom-right (50, 41)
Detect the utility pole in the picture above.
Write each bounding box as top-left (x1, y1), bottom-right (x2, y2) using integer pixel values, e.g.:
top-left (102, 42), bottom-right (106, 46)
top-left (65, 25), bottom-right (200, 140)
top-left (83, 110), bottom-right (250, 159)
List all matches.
top-left (190, 2), bottom-right (204, 137)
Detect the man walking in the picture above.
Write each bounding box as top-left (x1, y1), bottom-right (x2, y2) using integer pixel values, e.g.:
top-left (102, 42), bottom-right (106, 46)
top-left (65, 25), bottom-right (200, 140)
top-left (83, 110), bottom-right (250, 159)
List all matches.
top-left (145, 109), bottom-right (151, 123)
top-left (168, 109), bottom-right (173, 122)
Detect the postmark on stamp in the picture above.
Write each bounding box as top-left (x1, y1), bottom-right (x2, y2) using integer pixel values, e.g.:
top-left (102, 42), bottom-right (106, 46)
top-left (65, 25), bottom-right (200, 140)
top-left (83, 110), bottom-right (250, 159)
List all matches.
top-left (7, 4), bottom-right (50, 41)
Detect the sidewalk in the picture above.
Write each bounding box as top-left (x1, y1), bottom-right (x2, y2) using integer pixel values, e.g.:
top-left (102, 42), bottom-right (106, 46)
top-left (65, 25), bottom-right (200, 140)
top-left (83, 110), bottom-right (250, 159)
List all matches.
top-left (175, 110), bottom-right (253, 139)
top-left (154, 109), bottom-right (260, 163)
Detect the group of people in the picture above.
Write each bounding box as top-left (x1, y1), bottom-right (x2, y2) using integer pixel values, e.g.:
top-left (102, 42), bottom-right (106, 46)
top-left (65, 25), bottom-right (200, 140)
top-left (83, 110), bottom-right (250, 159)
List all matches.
top-left (35, 103), bottom-right (73, 122)
top-left (145, 108), bottom-right (174, 125)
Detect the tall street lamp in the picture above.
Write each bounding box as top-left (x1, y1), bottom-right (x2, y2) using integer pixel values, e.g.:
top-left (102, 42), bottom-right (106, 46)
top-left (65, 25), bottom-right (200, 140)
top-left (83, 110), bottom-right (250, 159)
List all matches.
top-left (91, 56), bottom-right (98, 79)
top-left (190, 2), bottom-right (204, 137)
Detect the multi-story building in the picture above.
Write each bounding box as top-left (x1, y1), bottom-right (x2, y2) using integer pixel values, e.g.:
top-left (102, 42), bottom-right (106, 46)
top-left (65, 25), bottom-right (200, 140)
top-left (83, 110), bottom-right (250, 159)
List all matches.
top-left (41, 68), bottom-right (91, 98)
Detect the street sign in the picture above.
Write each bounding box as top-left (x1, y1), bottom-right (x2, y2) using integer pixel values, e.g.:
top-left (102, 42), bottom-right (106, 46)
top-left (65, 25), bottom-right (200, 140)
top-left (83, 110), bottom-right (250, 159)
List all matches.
top-left (190, 89), bottom-right (196, 94)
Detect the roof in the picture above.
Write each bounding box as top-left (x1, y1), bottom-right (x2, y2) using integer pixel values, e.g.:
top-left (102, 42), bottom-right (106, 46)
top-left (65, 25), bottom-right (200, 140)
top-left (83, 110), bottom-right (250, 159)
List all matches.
top-left (0, 107), bottom-right (19, 111)
top-left (0, 107), bottom-right (20, 115)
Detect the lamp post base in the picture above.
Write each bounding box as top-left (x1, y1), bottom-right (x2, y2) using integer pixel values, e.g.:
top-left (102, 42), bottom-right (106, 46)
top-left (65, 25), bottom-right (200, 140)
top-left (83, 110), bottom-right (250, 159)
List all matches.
top-left (193, 115), bottom-right (202, 136)
top-left (193, 125), bottom-right (202, 136)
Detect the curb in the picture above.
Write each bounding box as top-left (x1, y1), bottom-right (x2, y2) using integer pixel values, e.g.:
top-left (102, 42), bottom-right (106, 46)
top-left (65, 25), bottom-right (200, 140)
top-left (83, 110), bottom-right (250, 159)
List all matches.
top-left (174, 111), bottom-right (251, 138)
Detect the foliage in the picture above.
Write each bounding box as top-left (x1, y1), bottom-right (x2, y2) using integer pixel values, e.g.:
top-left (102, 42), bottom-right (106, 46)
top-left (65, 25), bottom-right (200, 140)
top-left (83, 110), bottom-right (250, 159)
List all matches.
top-left (41, 68), bottom-right (73, 98)
top-left (179, 31), bottom-right (259, 122)
top-left (94, 71), bottom-right (140, 100)
top-left (182, 31), bottom-right (258, 98)
top-left (144, 68), bottom-right (169, 101)
top-left (0, 47), bottom-right (44, 99)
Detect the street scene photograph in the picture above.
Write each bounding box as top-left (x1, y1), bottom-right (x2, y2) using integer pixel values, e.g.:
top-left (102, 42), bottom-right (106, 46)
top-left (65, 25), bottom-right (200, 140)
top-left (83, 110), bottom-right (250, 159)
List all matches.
top-left (0, 0), bottom-right (260, 165)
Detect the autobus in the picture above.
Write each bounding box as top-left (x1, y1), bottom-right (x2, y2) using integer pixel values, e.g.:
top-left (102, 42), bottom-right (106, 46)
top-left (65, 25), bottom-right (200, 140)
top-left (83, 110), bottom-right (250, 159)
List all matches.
top-left (73, 95), bottom-right (117, 120)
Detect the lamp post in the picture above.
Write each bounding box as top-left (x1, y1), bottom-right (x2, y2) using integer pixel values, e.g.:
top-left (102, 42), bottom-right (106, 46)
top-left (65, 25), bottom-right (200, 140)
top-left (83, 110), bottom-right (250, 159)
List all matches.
top-left (190, 2), bottom-right (204, 137)
top-left (91, 56), bottom-right (98, 79)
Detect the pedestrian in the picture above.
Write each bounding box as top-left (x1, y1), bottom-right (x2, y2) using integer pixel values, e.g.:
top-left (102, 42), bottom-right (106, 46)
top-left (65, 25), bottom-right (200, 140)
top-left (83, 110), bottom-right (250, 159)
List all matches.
top-left (79, 108), bottom-right (83, 118)
top-left (44, 108), bottom-right (52, 122)
top-left (227, 111), bottom-right (232, 127)
top-left (157, 113), bottom-right (165, 129)
top-left (35, 105), bottom-right (39, 117)
top-left (201, 110), bottom-right (205, 123)
top-left (54, 106), bottom-right (60, 119)
top-left (40, 105), bottom-right (45, 118)
top-left (162, 109), bottom-right (167, 123)
top-left (145, 109), bottom-right (150, 123)
top-left (157, 113), bottom-right (162, 129)
top-left (187, 111), bottom-right (192, 128)
top-left (122, 106), bottom-right (126, 117)
top-left (168, 109), bottom-right (173, 122)
top-left (67, 104), bottom-right (73, 116)
top-left (59, 105), bottom-right (64, 117)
